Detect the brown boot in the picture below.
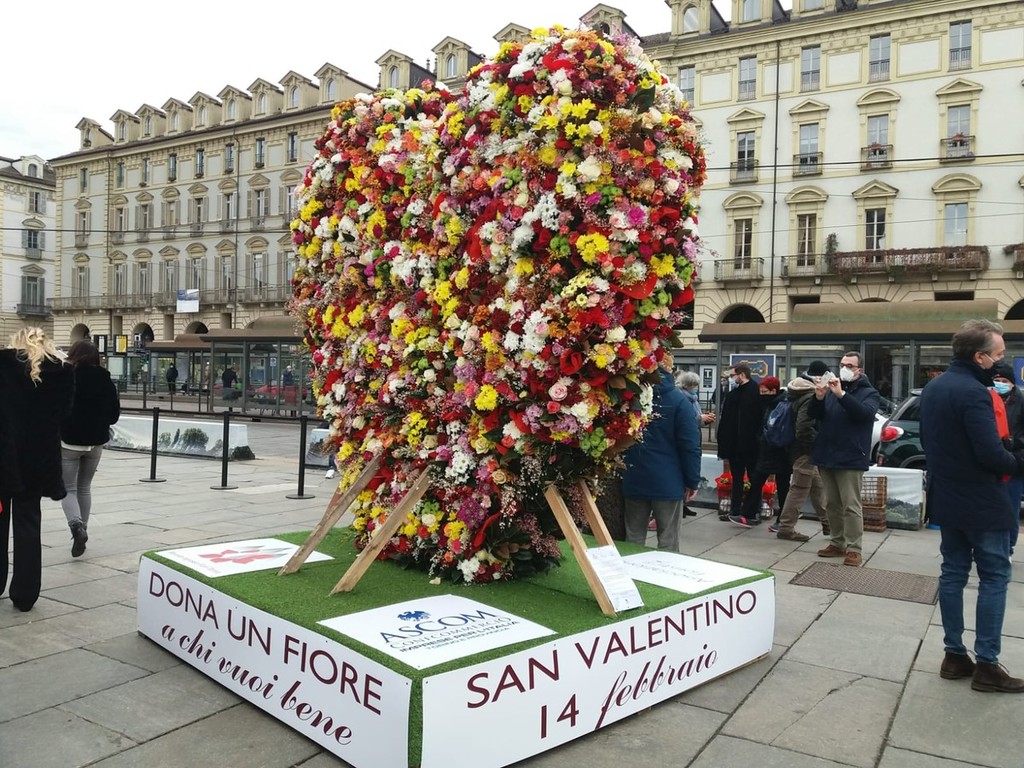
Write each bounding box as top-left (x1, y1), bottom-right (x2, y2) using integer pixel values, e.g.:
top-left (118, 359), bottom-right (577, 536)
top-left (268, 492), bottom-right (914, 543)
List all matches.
top-left (972, 662), bottom-right (1024, 693)
top-left (843, 551), bottom-right (863, 567)
top-left (939, 652), bottom-right (976, 680)
top-left (817, 543), bottom-right (846, 558)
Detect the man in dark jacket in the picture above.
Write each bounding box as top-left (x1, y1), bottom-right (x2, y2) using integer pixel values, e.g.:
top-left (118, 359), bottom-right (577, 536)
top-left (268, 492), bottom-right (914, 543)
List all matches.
top-left (809, 351), bottom-right (880, 567)
top-left (622, 364), bottom-right (701, 552)
top-left (732, 376), bottom-right (790, 527)
top-left (716, 364), bottom-right (763, 521)
top-left (921, 319), bottom-right (1024, 693)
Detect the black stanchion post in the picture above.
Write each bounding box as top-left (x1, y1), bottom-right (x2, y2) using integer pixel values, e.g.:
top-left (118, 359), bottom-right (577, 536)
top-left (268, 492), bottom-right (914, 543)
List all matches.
top-left (139, 407), bottom-right (166, 483)
top-left (211, 411), bottom-right (238, 490)
top-left (142, 379), bottom-right (148, 410)
top-left (286, 414), bottom-right (315, 500)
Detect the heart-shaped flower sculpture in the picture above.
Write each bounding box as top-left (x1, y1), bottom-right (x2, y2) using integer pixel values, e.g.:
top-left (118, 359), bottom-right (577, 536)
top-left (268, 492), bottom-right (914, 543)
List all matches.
top-left (291, 26), bottom-right (705, 583)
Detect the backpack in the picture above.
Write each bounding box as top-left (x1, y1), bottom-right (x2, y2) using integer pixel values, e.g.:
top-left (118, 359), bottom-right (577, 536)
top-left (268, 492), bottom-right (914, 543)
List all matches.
top-left (763, 399), bottom-right (796, 448)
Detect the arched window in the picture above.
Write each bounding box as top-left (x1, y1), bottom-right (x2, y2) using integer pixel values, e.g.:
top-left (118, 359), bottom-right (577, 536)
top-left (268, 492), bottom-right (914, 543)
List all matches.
top-left (289, 86), bottom-right (299, 108)
top-left (198, 106), bottom-right (207, 125)
top-left (683, 6), bottom-right (700, 32)
top-left (27, 163), bottom-right (38, 178)
top-left (144, 116), bottom-right (152, 135)
top-left (227, 99), bottom-right (237, 120)
top-left (445, 54), bottom-right (457, 78)
top-left (325, 78), bottom-right (336, 100)
top-left (388, 66), bottom-right (399, 88)
top-left (118, 121), bottom-right (127, 140)
top-left (257, 94), bottom-right (267, 114)
top-left (171, 111), bottom-right (179, 131)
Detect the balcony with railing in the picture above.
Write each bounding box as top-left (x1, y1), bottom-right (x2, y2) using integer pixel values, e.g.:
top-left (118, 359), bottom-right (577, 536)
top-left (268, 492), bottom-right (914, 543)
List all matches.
top-left (795, 152), bottom-right (823, 177)
top-left (832, 245), bottom-right (988, 279)
top-left (861, 143), bottom-right (893, 170)
top-left (729, 159), bottom-right (759, 184)
top-left (74, 233), bottom-right (88, 248)
top-left (51, 295), bottom-right (107, 311)
top-left (161, 226), bottom-right (178, 240)
top-left (714, 257), bottom-right (764, 282)
top-left (190, 222), bottom-right (204, 235)
top-left (111, 231), bottom-right (125, 244)
top-left (250, 216), bottom-right (266, 231)
top-left (1007, 243), bottom-right (1024, 275)
top-left (949, 47), bottom-right (971, 71)
top-left (868, 59), bottom-right (890, 82)
top-left (201, 288), bottom-right (235, 305)
top-left (220, 219), bottom-right (235, 233)
top-left (16, 303), bottom-right (50, 318)
top-left (940, 135), bottom-right (975, 162)
top-left (737, 80), bottom-right (756, 101)
top-left (800, 72), bottom-right (820, 92)
top-left (782, 254), bottom-right (829, 279)
top-left (137, 230), bottom-right (150, 242)
top-left (240, 285), bottom-right (292, 304)
top-left (25, 247), bottom-right (42, 260)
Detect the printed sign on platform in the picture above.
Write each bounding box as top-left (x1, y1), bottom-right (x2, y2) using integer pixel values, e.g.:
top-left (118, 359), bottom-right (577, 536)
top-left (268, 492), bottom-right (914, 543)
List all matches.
top-left (319, 595), bottom-right (556, 670)
top-left (622, 551), bottom-right (762, 594)
top-left (158, 538), bottom-right (331, 577)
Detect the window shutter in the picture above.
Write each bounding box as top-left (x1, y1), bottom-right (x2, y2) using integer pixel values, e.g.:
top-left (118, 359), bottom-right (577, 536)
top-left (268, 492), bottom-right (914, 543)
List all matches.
top-left (39, 231), bottom-right (45, 250)
top-left (39, 277), bottom-right (45, 302)
top-left (278, 186), bottom-right (285, 215)
top-left (22, 229), bottom-right (28, 248)
top-left (247, 191), bottom-right (253, 217)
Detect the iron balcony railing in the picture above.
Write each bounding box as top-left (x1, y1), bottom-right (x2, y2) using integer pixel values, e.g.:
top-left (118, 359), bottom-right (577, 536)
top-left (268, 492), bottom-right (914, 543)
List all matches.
top-left (861, 143), bottom-right (893, 170)
top-left (940, 135), bottom-right (975, 162)
top-left (832, 245), bottom-right (989, 277)
top-left (714, 257), bottom-right (764, 282)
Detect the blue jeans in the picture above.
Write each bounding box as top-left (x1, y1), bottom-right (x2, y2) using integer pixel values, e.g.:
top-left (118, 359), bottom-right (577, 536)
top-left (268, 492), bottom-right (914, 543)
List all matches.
top-left (61, 445), bottom-right (104, 528)
top-left (939, 526), bottom-right (1014, 664)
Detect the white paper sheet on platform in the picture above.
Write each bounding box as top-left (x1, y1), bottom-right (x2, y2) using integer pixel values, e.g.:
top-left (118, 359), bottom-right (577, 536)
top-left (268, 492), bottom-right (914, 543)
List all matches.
top-left (319, 594), bottom-right (556, 670)
top-left (622, 551), bottom-right (761, 594)
top-left (584, 545), bottom-right (644, 611)
top-left (157, 538), bottom-right (331, 577)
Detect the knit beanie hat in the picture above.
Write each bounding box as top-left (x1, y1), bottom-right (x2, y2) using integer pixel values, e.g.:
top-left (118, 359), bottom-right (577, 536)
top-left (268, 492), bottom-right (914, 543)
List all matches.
top-left (806, 360), bottom-right (829, 376)
top-left (788, 376), bottom-right (815, 392)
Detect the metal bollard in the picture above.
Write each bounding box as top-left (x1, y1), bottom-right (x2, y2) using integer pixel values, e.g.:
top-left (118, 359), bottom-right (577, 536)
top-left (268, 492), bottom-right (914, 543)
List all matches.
top-left (286, 414), bottom-right (315, 500)
top-left (139, 407), bottom-right (166, 483)
top-left (210, 411), bottom-right (238, 490)
top-left (142, 379), bottom-right (148, 410)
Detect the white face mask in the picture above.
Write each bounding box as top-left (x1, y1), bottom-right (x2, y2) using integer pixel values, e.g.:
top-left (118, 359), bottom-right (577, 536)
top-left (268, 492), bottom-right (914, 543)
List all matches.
top-left (839, 367), bottom-right (856, 383)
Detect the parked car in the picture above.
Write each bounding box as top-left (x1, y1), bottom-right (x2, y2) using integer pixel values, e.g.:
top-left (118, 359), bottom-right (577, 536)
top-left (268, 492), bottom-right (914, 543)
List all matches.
top-left (876, 389), bottom-right (925, 469)
top-left (869, 396), bottom-right (898, 463)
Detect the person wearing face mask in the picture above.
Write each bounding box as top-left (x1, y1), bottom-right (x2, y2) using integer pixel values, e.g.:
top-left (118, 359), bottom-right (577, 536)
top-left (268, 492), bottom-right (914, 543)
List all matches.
top-left (716, 365), bottom-right (764, 522)
top-left (920, 319), bottom-right (1024, 693)
top-left (808, 351), bottom-right (880, 567)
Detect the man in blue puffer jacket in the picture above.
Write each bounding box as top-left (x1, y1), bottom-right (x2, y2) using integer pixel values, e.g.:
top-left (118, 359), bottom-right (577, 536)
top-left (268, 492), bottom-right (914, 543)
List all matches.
top-left (808, 351), bottom-right (880, 567)
top-left (622, 362), bottom-right (701, 552)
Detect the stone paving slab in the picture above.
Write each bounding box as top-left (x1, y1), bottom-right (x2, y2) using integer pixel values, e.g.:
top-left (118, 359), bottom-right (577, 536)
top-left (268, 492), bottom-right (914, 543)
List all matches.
top-left (0, 648), bottom-right (148, 722)
top-left (85, 632), bottom-right (183, 673)
top-left (42, 572), bottom-right (140, 609)
top-left (0, 603), bottom-right (138, 667)
top-left (690, 735), bottom-right (858, 768)
top-left (878, 748), bottom-right (989, 768)
top-left (0, 707), bottom-right (137, 768)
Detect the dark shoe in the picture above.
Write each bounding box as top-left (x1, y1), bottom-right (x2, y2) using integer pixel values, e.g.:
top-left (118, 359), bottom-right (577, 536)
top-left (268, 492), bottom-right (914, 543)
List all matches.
top-left (767, 521), bottom-right (780, 534)
top-left (817, 543), bottom-right (847, 558)
top-left (778, 530), bottom-right (810, 542)
top-left (940, 652), bottom-right (976, 680)
top-left (843, 551), bottom-right (863, 567)
top-left (70, 522), bottom-right (88, 558)
top-left (728, 514), bottom-right (753, 529)
top-left (683, 505), bottom-right (697, 517)
top-left (718, 514), bottom-right (730, 522)
top-left (971, 662), bottom-right (1024, 693)
top-left (821, 523), bottom-right (831, 537)
top-left (10, 594), bottom-right (34, 612)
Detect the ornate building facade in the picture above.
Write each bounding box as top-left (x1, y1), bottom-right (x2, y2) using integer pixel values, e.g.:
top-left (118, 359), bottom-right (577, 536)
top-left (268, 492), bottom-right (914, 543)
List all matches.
top-left (0, 154), bottom-right (55, 338)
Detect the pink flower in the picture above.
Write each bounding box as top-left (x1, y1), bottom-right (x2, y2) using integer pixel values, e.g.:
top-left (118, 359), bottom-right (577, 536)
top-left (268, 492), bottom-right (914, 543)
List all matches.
top-left (548, 382), bottom-right (568, 401)
top-left (546, 401), bottom-right (562, 414)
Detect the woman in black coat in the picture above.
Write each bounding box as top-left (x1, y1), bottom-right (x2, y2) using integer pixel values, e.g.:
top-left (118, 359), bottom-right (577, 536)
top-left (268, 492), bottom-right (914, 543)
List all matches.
top-left (0, 327), bottom-right (74, 612)
top-left (60, 340), bottom-right (121, 558)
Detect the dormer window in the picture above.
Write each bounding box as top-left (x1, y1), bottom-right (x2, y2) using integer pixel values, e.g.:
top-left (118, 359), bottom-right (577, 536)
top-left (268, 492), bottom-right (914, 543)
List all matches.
top-left (388, 66), bottom-right (399, 88)
top-left (289, 86), bottom-right (299, 108)
top-left (257, 94), bottom-right (267, 114)
top-left (683, 6), bottom-right (699, 32)
top-left (445, 54), bottom-right (457, 78)
top-left (118, 121), bottom-right (127, 141)
top-left (742, 0), bottom-right (759, 22)
top-left (144, 116), bottom-right (152, 136)
top-left (227, 99), bottom-right (237, 120)
top-left (198, 106), bottom-right (207, 125)
top-left (171, 111), bottom-right (179, 131)
top-left (325, 78), bottom-right (336, 100)
top-left (27, 163), bottom-right (38, 178)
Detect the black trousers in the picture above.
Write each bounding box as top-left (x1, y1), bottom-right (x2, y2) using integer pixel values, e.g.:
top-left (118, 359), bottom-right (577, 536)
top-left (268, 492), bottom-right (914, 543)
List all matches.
top-left (741, 467), bottom-right (792, 519)
top-left (0, 495), bottom-right (43, 611)
top-left (729, 455), bottom-right (756, 514)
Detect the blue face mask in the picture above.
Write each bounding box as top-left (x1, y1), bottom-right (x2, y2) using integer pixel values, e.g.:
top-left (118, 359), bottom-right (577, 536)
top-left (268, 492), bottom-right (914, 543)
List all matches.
top-left (993, 381), bottom-right (1014, 395)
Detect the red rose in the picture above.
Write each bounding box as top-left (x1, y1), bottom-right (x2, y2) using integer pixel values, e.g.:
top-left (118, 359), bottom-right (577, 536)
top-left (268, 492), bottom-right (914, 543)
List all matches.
top-left (559, 350), bottom-right (584, 375)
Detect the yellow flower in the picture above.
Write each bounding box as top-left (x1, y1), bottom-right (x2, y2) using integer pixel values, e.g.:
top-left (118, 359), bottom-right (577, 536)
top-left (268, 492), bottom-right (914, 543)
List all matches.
top-left (576, 232), bottom-right (609, 264)
top-left (538, 145), bottom-right (558, 166)
top-left (515, 257), bottom-right (534, 275)
top-left (650, 254), bottom-right (675, 278)
top-left (454, 267), bottom-right (470, 290)
top-left (474, 385), bottom-right (498, 411)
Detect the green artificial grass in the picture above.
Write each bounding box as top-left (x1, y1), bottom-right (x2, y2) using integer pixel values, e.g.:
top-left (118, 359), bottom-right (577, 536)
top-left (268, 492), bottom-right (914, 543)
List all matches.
top-left (145, 530), bottom-right (770, 766)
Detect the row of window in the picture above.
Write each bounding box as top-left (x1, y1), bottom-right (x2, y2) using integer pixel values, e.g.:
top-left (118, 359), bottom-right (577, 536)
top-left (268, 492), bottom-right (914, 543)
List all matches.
top-left (731, 203), bottom-right (971, 267)
top-left (84, 134), bottom-right (301, 193)
top-left (72, 252), bottom-right (296, 298)
top-left (731, 106), bottom-right (975, 180)
top-left (112, 81), bottom-right (340, 142)
top-left (677, 21), bottom-right (972, 103)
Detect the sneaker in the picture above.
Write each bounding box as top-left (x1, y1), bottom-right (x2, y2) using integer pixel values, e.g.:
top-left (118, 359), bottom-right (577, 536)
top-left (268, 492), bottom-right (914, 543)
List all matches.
top-left (940, 652), bottom-right (976, 680)
top-left (70, 521), bottom-right (88, 558)
top-left (778, 530), bottom-right (810, 542)
top-left (843, 551), bottom-right (863, 567)
top-left (767, 522), bottom-right (780, 534)
top-left (971, 662), bottom-right (1024, 693)
top-left (817, 543), bottom-right (847, 558)
top-left (728, 514), bottom-right (753, 529)
top-left (324, 469), bottom-right (337, 479)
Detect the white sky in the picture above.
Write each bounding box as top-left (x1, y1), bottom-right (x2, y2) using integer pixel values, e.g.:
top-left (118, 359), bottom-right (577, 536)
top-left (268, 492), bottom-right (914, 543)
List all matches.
top-left (1, 0), bottom-right (756, 161)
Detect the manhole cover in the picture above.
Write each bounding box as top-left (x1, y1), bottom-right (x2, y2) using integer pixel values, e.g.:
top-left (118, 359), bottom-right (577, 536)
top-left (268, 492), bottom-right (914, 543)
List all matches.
top-left (791, 562), bottom-right (938, 604)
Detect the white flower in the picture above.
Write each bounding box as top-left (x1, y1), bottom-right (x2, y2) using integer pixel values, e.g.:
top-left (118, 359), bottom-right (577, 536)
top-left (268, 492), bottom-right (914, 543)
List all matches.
top-left (606, 326), bottom-right (627, 343)
top-left (577, 156), bottom-right (602, 182)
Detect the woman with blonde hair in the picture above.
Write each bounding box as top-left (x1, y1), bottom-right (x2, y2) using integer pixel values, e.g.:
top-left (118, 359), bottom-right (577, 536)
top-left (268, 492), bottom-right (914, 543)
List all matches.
top-left (0, 327), bottom-right (74, 612)
top-left (60, 339), bottom-right (120, 557)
